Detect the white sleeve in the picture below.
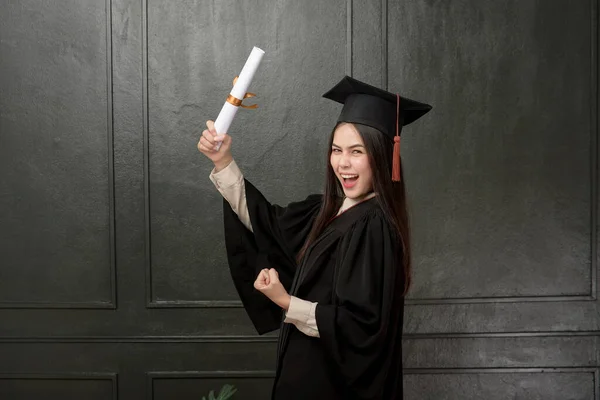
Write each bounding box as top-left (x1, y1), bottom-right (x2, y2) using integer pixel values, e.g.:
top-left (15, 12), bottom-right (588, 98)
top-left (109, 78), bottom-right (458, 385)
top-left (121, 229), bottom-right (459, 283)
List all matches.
top-left (209, 160), bottom-right (253, 232)
top-left (284, 296), bottom-right (320, 338)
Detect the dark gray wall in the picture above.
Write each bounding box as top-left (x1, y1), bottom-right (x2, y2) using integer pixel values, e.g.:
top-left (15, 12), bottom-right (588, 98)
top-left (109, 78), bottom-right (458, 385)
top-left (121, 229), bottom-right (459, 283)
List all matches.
top-left (0, 0), bottom-right (597, 399)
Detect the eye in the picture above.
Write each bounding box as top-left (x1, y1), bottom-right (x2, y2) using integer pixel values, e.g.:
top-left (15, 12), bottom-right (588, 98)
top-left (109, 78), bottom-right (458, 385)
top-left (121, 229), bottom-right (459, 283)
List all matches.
top-left (331, 148), bottom-right (341, 153)
top-left (352, 149), bottom-right (363, 154)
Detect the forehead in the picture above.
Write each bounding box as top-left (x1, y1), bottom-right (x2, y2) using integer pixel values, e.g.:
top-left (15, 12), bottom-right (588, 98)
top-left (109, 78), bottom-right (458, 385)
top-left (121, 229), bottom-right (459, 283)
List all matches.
top-left (332, 123), bottom-right (364, 146)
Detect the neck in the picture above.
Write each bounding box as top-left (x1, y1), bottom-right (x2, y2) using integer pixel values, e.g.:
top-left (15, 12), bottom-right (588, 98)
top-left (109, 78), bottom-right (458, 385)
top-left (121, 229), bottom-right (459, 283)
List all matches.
top-left (338, 192), bottom-right (376, 215)
top-left (346, 191), bottom-right (376, 202)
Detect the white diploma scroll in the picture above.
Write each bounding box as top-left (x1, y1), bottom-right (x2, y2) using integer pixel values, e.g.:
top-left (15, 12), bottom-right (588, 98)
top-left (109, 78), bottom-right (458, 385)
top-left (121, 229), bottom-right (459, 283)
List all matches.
top-left (214, 46), bottom-right (265, 150)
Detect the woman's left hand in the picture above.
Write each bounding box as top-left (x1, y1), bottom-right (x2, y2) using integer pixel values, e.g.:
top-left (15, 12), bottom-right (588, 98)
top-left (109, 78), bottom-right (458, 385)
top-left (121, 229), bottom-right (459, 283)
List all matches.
top-left (254, 268), bottom-right (291, 310)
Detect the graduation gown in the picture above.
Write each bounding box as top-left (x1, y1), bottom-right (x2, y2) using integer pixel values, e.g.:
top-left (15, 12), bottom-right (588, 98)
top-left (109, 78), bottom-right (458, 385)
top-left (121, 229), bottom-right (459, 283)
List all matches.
top-left (222, 180), bottom-right (406, 400)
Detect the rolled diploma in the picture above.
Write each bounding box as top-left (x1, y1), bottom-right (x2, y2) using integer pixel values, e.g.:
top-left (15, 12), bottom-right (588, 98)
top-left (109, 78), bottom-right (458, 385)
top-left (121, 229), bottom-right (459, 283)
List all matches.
top-left (214, 46), bottom-right (265, 150)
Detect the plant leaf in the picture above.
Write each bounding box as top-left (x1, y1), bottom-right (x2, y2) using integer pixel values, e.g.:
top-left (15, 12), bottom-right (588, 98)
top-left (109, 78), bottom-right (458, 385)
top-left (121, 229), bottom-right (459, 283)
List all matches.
top-left (216, 384), bottom-right (237, 400)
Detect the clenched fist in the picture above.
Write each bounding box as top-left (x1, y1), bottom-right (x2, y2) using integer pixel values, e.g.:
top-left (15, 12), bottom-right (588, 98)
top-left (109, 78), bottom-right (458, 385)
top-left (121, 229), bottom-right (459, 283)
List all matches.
top-left (254, 268), bottom-right (291, 310)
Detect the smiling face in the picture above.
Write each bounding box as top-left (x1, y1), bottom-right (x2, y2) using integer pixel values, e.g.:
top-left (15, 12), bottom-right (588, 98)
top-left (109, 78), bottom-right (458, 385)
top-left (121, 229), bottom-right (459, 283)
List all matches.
top-left (330, 123), bottom-right (374, 199)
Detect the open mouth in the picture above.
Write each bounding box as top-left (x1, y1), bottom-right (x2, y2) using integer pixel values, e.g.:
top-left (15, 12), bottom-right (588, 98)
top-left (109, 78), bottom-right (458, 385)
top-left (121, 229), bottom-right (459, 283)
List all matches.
top-left (340, 174), bottom-right (359, 188)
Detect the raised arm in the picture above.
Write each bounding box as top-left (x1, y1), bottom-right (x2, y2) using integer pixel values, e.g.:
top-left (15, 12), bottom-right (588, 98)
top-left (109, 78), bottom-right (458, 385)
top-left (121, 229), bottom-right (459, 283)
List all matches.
top-left (198, 120), bottom-right (253, 231)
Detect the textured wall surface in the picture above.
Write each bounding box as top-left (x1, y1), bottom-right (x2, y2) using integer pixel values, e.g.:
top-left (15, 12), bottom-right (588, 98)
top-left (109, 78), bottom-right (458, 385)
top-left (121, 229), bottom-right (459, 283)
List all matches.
top-left (1, 0), bottom-right (597, 399)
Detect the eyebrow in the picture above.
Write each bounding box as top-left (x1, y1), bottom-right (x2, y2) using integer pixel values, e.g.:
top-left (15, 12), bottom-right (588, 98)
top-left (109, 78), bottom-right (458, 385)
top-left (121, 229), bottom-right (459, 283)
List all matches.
top-left (332, 143), bottom-right (365, 149)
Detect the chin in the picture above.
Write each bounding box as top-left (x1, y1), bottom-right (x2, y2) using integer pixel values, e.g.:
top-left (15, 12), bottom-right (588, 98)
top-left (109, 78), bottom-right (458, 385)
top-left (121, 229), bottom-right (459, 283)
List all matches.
top-left (343, 188), bottom-right (366, 199)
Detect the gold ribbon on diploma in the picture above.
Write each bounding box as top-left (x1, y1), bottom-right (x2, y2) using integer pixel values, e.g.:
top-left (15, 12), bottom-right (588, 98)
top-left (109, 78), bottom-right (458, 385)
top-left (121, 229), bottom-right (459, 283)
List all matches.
top-left (226, 76), bottom-right (258, 109)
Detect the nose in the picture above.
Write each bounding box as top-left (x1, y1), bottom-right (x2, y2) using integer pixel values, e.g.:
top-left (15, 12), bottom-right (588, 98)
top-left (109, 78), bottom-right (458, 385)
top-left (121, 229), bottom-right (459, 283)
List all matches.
top-left (338, 152), bottom-right (351, 168)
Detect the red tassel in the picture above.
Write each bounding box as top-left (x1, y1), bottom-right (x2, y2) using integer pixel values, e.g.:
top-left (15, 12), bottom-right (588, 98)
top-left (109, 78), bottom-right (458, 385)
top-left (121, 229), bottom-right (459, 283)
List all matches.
top-left (392, 93), bottom-right (402, 182)
top-left (392, 136), bottom-right (401, 182)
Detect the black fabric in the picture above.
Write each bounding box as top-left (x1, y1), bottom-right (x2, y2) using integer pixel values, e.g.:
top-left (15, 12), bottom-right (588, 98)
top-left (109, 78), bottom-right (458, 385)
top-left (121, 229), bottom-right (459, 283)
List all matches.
top-left (222, 180), bottom-right (321, 334)
top-left (314, 207), bottom-right (404, 399)
top-left (223, 182), bottom-right (406, 399)
top-left (322, 75), bottom-right (432, 140)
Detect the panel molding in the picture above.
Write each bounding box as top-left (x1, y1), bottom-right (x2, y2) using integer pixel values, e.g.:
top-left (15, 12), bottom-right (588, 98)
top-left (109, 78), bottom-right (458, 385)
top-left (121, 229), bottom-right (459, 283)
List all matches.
top-left (404, 367), bottom-right (600, 375)
top-left (147, 300), bottom-right (242, 308)
top-left (142, 0), bottom-right (353, 309)
top-left (0, 373), bottom-right (118, 400)
top-left (0, 335), bottom-right (278, 343)
top-left (147, 371), bottom-right (274, 400)
top-left (147, 369), bottom-right (598, 400)
top-left (0, 0), bottom-right (116, 310)
top-left (397, 0), bottom-right (599, 305)
top-left (142, 0), bottom-right (598, 307)
top-left (404, 368), bottom-right (599, 400)
top-left (148, 371), bottom-right (274, 378)
top-left (405, 294), bottom-right (596, 305)
top-left (381, 0), bottom-right (387, 89)
top-left (0, 331), bottom-right (597, 343)
top-left (346, 0), bottom-right (353, 76)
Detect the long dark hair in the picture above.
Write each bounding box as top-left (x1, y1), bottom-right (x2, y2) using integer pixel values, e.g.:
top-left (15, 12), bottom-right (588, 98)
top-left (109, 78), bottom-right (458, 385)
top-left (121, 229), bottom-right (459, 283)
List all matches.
top-left (297, 122), bottom-right (412, 295)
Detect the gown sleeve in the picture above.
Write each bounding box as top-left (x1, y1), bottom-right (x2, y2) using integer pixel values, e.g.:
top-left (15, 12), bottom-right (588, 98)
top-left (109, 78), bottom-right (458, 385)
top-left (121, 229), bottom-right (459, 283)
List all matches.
top-left (314, 211), bottom-right (405, 399)
top-left (222, 178), bottom-right (322, 334)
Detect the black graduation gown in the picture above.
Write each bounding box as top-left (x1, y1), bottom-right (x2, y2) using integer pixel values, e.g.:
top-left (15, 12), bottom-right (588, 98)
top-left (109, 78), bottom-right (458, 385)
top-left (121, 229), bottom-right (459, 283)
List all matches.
top-left (222, 180), bottom-right (405, 400)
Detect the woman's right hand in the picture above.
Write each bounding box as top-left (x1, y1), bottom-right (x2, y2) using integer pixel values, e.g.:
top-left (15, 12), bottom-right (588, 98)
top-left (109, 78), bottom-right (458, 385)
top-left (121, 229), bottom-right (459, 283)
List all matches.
top-left (197, 120), bottom-right (233, 171)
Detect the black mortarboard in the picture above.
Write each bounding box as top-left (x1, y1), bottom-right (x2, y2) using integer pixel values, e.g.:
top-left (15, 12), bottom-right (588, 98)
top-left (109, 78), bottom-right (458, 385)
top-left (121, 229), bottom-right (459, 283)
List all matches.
top-left (322, 75), bottom-right (432, 140)
top-left (322, 76), bottom-right (432, 181)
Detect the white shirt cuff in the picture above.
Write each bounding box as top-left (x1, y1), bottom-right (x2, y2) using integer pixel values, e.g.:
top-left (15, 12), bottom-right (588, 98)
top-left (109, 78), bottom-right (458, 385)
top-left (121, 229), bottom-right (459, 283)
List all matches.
top-left (284, 296), bottom-right (319, 337)
top-left (209, 159), bottom-right (243, 189)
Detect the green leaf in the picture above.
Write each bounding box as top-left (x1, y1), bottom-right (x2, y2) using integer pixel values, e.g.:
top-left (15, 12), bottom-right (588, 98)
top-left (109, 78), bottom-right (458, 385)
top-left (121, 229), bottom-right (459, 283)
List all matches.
top-left (216, 384), bottom-right (237, 400)
top-left (201, 384), bottom-right (237, 400)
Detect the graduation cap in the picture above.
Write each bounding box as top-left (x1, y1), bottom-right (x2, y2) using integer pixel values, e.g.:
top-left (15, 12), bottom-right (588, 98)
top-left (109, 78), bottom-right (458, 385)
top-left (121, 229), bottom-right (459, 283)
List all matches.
top-left (323, 76), bottom-right (432, 182)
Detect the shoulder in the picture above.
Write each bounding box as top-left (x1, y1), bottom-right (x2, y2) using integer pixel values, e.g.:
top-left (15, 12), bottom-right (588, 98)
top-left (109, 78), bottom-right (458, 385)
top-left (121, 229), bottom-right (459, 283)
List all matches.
top-left (358, 206), bottom-right (396, 237)
top-left (335, 203), bottom-right (403, 272)
top-left (336, 201), bottom-right (395, 240)
top-left (335, 198), bottom-right (390, 231)
top-left (285, 194), bottom-right (323, 213)
top-left (304, 193), bottom-right (323, 206)
top-left (275, 194), bottom-right (323, 223)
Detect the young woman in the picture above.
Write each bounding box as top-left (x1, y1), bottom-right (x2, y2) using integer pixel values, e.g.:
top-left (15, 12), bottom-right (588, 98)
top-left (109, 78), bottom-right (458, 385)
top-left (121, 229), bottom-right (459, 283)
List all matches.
top-left (198, 76), bottom-right (431, 399)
